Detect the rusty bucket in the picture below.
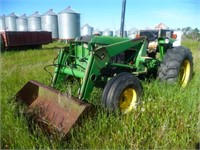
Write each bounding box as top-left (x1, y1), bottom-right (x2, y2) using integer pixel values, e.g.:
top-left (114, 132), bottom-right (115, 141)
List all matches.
top-left (15, 80), bottom-right (91, 135)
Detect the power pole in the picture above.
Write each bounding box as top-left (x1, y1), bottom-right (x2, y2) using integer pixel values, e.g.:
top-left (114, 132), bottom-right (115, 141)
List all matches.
top-left (120, 0), bottom-right (126, 37)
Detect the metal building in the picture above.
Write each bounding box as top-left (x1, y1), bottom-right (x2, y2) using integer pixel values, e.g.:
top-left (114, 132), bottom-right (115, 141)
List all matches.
top-left (81, 24), bottom-right (93, 36)
top-left (5, 12), bottom-right (18, 31)
top-left (0, 15), bottom-right (6, 31)
top-left (16, 14), bottom-right (28, 31)
top-left (103, 28), bottom-right (113, 36)
top-left (28, 12), bottom-right (41, 31)
top-left (58, 7), bottom-right (80, 39)
top-left (41, 9), bottom-right (59, 39)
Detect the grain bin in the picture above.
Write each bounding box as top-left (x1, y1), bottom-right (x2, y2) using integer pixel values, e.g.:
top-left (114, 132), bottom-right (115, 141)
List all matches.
top-left (115, 29), bottom-right (127, 37)
top-left (93, 29), bottom-right (102, 35)
top-left (5, 12), bottom-right (18, 31)
top-left (103, 28), bottom-right (113, 36)
top-left (41, 9), bottom-right (59, 39)
top-left (81, 24), bottom-right (93, 36)
top-left (28, 12), bottom-right (41, 31)
top-left (0, 15), bottom-right (6, 31)
top-left (16, 14), bottom-right (28, 31)
top-left (58, 7), bottom-right (80, 39)
top-left (127, 28), bottom-right (137, 38)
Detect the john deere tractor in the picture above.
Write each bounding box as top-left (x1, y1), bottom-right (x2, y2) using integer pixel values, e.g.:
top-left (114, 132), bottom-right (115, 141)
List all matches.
top-left (16, 33), bottom-right (193, 135)
top-left (15, 0), bottom-right (193, 135)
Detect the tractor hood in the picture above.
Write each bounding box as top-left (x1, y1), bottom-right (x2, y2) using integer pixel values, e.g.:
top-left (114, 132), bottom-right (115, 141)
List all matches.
top-left (75, 35), bottom-right (130, 45)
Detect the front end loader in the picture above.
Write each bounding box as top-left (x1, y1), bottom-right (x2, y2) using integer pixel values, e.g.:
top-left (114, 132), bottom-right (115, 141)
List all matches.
top-left (16, 34), bottom-right (193, 135)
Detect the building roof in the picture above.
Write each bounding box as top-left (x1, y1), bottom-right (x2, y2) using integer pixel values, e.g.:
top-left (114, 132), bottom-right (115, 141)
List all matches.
top-left (42, 9), bottom-right (57, 16)
top-left (155, 23), bottom-right (169, 29)
top-left (29, 12), bottom-right (40, 18)
top-left (59, 6), bottom-right (79, 14)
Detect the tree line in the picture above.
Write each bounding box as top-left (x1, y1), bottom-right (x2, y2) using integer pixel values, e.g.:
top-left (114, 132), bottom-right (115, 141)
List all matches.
top-left (176, 27), bottom-right (200, 41)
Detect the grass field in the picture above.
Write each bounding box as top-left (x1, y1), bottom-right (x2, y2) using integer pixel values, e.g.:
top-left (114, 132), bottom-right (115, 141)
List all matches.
top-left (1, 40), bottom-right (200, 149)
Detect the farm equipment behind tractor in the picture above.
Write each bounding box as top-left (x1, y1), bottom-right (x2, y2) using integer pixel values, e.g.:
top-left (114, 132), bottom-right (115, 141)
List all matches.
top-left (15, 0), bottom-right (193, 136)
top-left (0, 31), bottom-right (52, 51)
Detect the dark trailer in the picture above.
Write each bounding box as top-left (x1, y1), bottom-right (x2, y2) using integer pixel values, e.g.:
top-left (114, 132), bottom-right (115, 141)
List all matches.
top-left (0, 31), bottom-right (52, 51)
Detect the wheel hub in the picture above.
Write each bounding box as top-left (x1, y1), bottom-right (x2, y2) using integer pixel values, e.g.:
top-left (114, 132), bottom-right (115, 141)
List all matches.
top-left (179, 59), bottom-right (191, 87)
top-left (119, 88), bottom-right (137, 113)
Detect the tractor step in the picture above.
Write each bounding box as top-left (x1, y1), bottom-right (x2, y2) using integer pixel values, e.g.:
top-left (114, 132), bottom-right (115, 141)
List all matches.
top-left (15, 80), bottom-right (91, 135)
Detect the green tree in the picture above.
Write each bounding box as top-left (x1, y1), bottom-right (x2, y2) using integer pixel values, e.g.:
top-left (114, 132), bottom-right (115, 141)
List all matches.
top-left (183, 27), bottom-right (200, 40)
top-left (182, 26), bottom-right (192, 35)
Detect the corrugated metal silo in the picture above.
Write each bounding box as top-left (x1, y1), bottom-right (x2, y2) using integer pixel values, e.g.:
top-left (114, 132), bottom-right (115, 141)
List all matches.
top-left (16, 14), bottom-right (28, 31)
top-left (41, 9), bottom-right (59, 39)
top-left (103, 28), bottom-right (113, 36)
top-left (127, 28), bottom-right (137, 38)
top-left (93, 29), bottom-right (102, 35)
top-left (115, 29), bottom-right (127, 37)
top-left (0, 15), bottom-right (6, 30)
top-left (5, 12), bottom-right (18, 31)
top-left (28, 12), bottom-right (41, 31)
top-left (81, 24), bottom-right (93, 36)
top-left (58, 7), bottom-right (80, 39)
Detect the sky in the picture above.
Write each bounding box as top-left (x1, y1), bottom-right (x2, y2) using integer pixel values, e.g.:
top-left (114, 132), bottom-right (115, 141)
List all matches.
top-left (0, 0), bottom-right (200, 31)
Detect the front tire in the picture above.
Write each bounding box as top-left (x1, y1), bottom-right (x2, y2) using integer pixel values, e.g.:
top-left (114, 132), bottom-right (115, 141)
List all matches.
top-left (102, 72), bottom-right (143, 113)
top-left (158, 46), bottom-right (193, 87)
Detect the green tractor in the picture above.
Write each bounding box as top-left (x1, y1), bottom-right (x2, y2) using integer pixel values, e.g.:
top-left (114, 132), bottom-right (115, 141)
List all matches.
top-left (53, 34), bottom-right (193, 109)
top-left (16, 34), bottom-right (193, 135)
top-left (15, 0), bottom-right (193, 136)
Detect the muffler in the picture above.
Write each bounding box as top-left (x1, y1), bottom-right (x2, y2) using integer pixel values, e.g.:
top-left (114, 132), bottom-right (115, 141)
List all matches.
top-left (15, 80), bottom-right (91, 135)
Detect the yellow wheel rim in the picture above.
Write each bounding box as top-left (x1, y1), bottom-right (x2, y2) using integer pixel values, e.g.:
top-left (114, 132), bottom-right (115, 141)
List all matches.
top-left (179, 59), bottom-right (191, 87)
top-left (119, 88), bottom-right (137, 113)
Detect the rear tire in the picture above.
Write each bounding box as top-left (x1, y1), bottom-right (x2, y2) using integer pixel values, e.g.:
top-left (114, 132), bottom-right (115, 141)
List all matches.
top-left (158, 46), bottom-right (193, 87)
top-left (102, 72), bottom-right (143, 113)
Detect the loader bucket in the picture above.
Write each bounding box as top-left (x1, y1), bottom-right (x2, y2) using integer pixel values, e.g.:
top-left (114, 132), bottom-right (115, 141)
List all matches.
top-left (15, 80), bottom-right (91, 135)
